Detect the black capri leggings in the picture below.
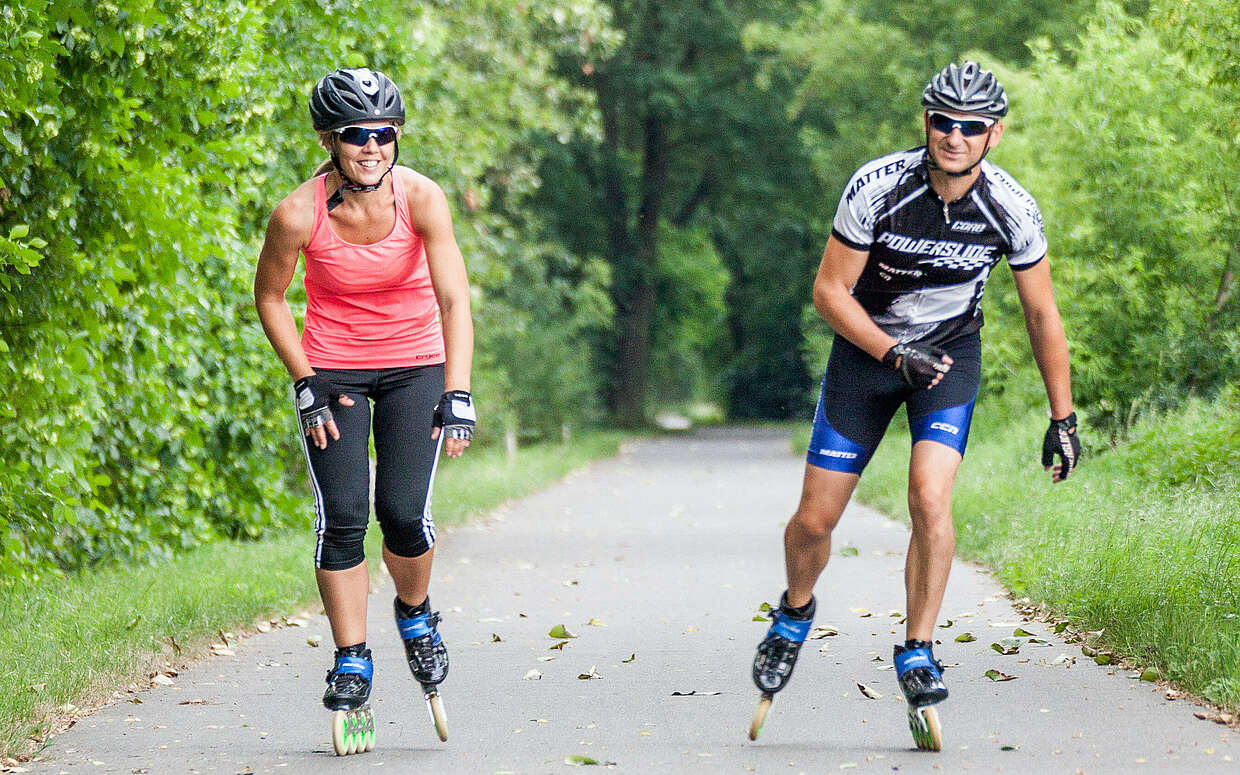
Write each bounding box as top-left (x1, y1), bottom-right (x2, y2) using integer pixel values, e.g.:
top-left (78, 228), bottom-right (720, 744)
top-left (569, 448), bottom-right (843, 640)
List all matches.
top-left (297, 364), bottom-right (444, 570)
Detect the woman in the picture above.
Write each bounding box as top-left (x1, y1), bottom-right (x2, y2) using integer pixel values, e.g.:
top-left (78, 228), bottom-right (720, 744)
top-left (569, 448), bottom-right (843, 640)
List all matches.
top-left (254, 67), bottom-right (474, 746)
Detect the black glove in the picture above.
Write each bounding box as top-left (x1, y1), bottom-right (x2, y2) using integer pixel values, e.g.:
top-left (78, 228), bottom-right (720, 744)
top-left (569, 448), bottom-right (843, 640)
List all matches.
top-left (433, 390), bottom-right (476, 441)
top-left (294, 374), bottom-right (343, 432)
top-left (1041, 412), bottom-right (1080, 480)
top-left (882, 342), bottom-right (950, 388)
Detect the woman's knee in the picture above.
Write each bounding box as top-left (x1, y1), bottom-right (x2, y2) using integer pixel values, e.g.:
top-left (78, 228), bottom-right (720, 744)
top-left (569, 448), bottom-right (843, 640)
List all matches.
top-left (317, 524), bottom-right (367, 570)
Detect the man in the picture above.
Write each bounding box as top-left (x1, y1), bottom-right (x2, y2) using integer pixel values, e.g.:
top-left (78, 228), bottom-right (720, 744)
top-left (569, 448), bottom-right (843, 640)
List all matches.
top-left (749, 61), bottom-right (1080, 750)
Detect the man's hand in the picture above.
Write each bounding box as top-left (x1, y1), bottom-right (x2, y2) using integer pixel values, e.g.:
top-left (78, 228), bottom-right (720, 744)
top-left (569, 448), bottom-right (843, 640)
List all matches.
top-left (882, 342), bottom-right (952, 389)
top-left (433, 390), bottom-right (475, 458)
top-left (1042, 412), bottom-right (1080, 482)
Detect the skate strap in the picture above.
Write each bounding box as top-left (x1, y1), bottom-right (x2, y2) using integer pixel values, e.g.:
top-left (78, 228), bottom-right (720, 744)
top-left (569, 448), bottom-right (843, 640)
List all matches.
top-left (770, 611), bottom-right (814, 643)
top-left (894, 648), bottom-right (937, 678)
top-left (333, 655), bottom-right (374, 681)
top-left (397, 615), bottom-right (437, 641)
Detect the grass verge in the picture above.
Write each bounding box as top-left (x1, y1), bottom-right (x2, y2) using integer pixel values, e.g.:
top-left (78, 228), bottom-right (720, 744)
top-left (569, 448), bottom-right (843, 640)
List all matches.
top-left (0, 430), bottom-right (627, 759)
top-left (808, 392), bottom-right (1240, 712)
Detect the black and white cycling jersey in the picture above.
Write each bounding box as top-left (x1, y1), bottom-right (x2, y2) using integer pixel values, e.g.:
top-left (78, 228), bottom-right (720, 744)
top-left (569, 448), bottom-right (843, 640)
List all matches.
top-left (831, 147), bottom-right (1047, 346)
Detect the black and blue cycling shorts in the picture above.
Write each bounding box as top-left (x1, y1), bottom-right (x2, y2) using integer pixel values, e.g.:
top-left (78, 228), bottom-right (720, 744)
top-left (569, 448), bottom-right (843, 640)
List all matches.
top-left (806, 332), bottom-right (981, 474)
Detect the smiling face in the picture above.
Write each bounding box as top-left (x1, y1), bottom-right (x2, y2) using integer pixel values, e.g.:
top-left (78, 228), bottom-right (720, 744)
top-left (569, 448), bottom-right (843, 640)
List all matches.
top-left (923, 110), bottom-right (1003, 176)
top-left (329, 120), bottom-right (400, 186)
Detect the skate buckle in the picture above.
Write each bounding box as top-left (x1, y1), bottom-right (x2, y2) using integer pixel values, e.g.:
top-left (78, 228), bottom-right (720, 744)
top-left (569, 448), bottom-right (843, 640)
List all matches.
top-left (770, 612), bottom-right (813, 642)
top-left (397, 615), bottom-right (437, 640)
top-left (332, 655), bottom-right (374, 681)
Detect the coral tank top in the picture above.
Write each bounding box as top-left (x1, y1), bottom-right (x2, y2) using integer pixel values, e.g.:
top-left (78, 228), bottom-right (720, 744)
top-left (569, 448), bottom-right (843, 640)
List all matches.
top-left (300, 171), bottom-right (445, 369)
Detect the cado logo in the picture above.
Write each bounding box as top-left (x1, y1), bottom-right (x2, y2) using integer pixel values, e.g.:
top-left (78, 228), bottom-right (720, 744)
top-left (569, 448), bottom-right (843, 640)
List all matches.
top-left (929, 421), bottom-right (960, 435)
top-left (951, 221), bottom-right (987, 234)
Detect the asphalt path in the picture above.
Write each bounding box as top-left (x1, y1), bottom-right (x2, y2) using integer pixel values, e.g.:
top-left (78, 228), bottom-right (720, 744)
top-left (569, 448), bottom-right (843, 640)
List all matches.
top-left (31, 427), bottom-right (1238, 774)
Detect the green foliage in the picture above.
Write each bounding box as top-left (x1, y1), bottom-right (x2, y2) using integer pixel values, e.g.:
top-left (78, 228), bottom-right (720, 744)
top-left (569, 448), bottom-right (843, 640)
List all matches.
top-left (649, 224), bottom-right (729, 403)
top-left (1120, 386), bottom-right (1240, 489)
top-left (985, 3), bottom-right (1240, 428)
top-left (0, 0), bottom-right (615, 579)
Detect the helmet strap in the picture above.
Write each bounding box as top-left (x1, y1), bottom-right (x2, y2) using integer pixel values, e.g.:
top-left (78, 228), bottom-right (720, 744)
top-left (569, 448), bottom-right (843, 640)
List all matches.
top-left (326, 141), bottom-right (400, 211)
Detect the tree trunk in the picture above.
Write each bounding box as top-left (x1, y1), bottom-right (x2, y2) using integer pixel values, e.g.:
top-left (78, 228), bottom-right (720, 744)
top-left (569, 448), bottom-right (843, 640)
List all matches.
top-left (611, 111), bottom-right (669, 427)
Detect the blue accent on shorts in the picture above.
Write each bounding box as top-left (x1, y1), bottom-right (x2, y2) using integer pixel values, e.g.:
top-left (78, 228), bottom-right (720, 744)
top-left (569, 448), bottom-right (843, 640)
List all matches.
top-left (909, 399), bottom-right (977, 457)
top-left (397, 614), bottom-right (442, 644)
top-left (334, 655), bottom-right (374, 681)
top-left (769, 611), bottom-right (814, 643)
top-left (807, 395), bottom-right (872, 474)
top-left (804, 333), bottom-right (982, 474)
top-left (894, 648), bottom-right (938, 679)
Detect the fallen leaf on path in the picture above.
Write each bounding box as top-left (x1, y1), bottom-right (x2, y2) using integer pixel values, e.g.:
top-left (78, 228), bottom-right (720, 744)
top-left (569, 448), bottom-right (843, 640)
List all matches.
top-left (809, 626), bottom-right (840, 639)
top-left (565, 754), bottom-right (612, 766)
top-left (522, 669), bottom-right (542, 680)
top-left (578, 666), bottom-right (601, 680)
top-left (955, 632), bottom-right (976, 643)
top-left (990, 639), bottom-right (1021, 655)
top-left (1013, 628), bottom-right (1036, 637)
top-left (306, 635), bottom-right (322, 647)
top-left (850, 607), bottom-right (873, 618)
top-left (586, 618), bottom-right (605, 627)
top-left (1093, 653), bottom-right (1113, 665)
top-left (752, 614), bottom-right (770, 622)
top-left (840, 546), bottom-right (859, 557)
top-left (548, 624), bottom-right (578, 639)
top-left (549, 641), bottom-right (569, 651)
top-left (938, 619), bottom-right (953, 628)
top-left (622, 653), bottom-right (636, 663)
top-left (985, 669), bottom-right (1017, 682)
top-left (151, 675), bottom-right (174, 687)
top-left (492, 633), bottom-right (503, 642)
top-left (1050, 653), bottom-right (1076, 667)
top-left (855, 682), bottom-right (882, 699)
top-left (671, 690), bottom-right (722, 696)
top-left (1140, 669), bottom-right (1159, 682)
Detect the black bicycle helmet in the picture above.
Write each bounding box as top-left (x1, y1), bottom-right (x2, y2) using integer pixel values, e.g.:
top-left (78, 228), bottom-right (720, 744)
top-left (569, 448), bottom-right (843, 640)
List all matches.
top-left (921, 61), bottom-right (1008, 118)
top-left (309, 68), bottom-right (405, 131)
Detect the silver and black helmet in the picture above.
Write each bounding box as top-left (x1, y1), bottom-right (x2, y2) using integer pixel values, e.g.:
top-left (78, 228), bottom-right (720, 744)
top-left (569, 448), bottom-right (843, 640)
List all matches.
top-left (921, 61), bottom-right (1008, 118)
top-left (309, 68), bottom-right (405, 131)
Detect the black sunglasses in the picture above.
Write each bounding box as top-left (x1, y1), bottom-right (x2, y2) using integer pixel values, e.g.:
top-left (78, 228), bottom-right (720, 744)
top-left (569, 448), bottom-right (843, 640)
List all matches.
top-left (927, 111), bottom-right (994, 137)
top-left (333, 125), bottom-right (399, 147)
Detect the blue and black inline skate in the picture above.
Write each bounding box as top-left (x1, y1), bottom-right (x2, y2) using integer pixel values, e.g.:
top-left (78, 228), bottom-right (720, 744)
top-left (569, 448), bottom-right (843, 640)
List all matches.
top-left (894, 639), bottom-right (948, 751)
top-left (748, 593), bottom-right (816, 740)
top-left (394, 595), bottom-right (450, 741)
top-left (323, 645), bottom-right (375, 755)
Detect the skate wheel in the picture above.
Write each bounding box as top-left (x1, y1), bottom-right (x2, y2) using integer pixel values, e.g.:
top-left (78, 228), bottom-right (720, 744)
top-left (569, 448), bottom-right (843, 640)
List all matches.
top-left (748, 693), bottom-right (773, 741)
top-left (331, 709), bottom-right (348, 756)
top-left (426, 691), bottom-right (448, 742)
top-left (361, 706), bottom-right (376, 752)
top-left (908, 705), bottom-right (942, 751)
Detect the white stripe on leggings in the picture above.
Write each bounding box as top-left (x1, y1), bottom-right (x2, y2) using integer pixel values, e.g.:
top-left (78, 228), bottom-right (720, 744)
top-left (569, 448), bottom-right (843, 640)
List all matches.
top-left (294, 399), bottom-right (328, 568)
top-left (419, 432), bottom-right (445, 549)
